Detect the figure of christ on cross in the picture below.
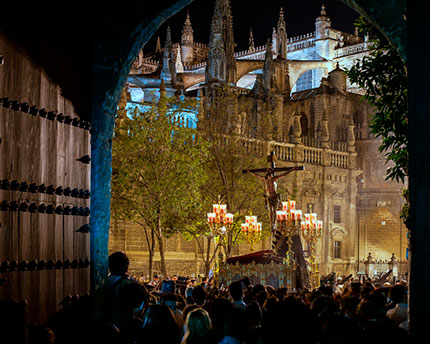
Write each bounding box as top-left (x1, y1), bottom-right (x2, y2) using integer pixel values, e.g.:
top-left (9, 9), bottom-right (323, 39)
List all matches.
top-left (243, 152), bottom-right (305, 231)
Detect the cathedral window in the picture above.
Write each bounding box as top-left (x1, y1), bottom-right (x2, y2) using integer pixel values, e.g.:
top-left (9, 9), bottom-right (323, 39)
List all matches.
top-left (334, 205), bottom-right (341, 223)
top-left (334, 240), bottom-right (342, 259)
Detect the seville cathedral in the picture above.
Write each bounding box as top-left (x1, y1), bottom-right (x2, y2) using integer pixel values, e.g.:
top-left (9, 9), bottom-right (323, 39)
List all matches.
top-left (109, 1), bottom-right (407, 279)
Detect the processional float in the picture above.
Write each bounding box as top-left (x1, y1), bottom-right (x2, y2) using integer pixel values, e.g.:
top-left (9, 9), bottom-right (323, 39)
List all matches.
top-left (217, 151), bottom-right (323, 290)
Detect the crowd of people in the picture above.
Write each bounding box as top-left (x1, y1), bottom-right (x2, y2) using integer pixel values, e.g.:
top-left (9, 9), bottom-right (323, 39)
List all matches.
top-left (27, 251), bottom-right (411, 344)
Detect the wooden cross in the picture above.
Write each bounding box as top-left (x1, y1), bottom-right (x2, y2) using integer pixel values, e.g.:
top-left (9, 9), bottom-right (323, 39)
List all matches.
top-left (243, 151), bottom-right (304, 231)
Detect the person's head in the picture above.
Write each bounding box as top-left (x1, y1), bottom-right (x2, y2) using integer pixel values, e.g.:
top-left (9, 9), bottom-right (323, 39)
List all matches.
top-left (357, 300), bottom-right (385, 323)
top-left (172, 274), bottom-right (178, 281)
top-left (108, 251), bottom-right (129, 276)
top-left (388, 284), bottom-right (407, 304)
top-left (161, 279), bottom-right (176, 294)
top-left (340, 296), bottom-right (360, 318)
top-left (153, 275), bottom-right (159, 281)
top-left (310, 295), bottom-right (337, 319)
top-left (228, 280), bottom-right (243, 302)
top-left (208, 297), bottom-right (233, 331)
top-left (252, 284), bottom-right (266, 295)
top-left (262, 296), bottom-right (279, 311)
top-left (141, 304), bottom-right (180, 343)
top-left (183, 304), bottom-right (200, 320)
top-left (183, 308), bottom-right (212, 343)
top-left (192, 285), bottom-right (206, 306)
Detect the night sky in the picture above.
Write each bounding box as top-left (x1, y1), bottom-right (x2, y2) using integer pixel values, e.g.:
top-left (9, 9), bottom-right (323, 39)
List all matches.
top-left (145, 0), bottom-right (360, 52)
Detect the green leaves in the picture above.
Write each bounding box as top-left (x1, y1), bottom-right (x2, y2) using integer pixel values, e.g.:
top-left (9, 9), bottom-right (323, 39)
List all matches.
top-left (111, 95), bottom-right (209, 241)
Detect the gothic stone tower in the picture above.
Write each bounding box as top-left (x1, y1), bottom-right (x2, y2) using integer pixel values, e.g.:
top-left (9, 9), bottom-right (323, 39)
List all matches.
top-left (181, 12), bottom-right (194, 65)
top-left (206, 0), bottom-right (237, 85)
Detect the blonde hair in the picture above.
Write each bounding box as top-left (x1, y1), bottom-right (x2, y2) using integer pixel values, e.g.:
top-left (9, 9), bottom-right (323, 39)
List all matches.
top-left (182, 307), bottom-right (212, 344)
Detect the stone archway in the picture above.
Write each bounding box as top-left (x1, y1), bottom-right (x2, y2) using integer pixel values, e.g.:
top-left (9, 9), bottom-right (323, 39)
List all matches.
top-left (90, 1), bottom-right (429, 338)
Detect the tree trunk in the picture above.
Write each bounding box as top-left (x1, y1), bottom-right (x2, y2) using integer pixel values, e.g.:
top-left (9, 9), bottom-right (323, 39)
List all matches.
top-left (205, 236), bottom-right (212, 277)
top-left (148, 228), bottom-right (156, 279)
top-left (157, 214), bottom-right (167, 276)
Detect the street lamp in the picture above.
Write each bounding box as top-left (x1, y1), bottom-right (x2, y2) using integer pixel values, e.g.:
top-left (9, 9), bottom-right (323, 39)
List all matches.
top-left (241, 213), bottom-right (262, 253)
top-left (301, 206), bottom-right (323, 289)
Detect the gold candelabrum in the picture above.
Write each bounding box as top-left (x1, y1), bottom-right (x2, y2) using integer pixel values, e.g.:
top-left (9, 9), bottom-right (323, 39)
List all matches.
top-left (241, 213), bottom-right (262, 253)
top-left (276, 200), bottom-right (302, 267)
top-left (300, 206), bottom-right (323, 290)
top-left (207, 200), bottom-right (234, 275)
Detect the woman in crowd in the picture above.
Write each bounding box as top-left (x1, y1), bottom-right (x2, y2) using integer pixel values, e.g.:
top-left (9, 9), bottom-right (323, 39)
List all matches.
top-left (182, 308), bottom-right (212, 344)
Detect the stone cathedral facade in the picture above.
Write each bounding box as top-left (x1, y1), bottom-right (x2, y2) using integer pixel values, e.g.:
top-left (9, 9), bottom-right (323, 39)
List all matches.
top-left (109, 1), bottom-right (407, 278)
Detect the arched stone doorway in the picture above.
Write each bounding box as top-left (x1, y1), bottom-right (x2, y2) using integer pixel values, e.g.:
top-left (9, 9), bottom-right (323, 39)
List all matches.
top-left (92, 1), bottom-right (430, 339)
top-left (2, 0), bottom-right (427, 338)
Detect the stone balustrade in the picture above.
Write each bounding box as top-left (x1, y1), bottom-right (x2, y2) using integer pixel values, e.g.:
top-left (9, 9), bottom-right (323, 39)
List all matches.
top-left (334, 42), bottom-right (371, 58)
top-left (240, 138), bottom-right (356, 170)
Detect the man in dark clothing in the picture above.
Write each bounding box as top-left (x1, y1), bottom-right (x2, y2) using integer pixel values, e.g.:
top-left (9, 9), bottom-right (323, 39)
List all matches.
top-left (97, 252), bottom-right (148, 341)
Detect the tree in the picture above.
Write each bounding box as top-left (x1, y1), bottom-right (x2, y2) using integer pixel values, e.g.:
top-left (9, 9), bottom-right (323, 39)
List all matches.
top-left (197, 85), bottom-right (269, 259)
top-left (111, 94), bottom-right (208, 277)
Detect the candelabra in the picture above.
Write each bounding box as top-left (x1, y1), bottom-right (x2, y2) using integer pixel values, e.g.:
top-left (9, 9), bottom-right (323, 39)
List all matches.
top-left (300, 206), bottom-right (323, 290)
top-left (276, 200), bottom-right (303, 267)
top-left (207, 201), bottom-right (234, 241)
top-left (207, 199), bottom-right (234, 276)
top-left (241, 213), bottom-right (262, 253)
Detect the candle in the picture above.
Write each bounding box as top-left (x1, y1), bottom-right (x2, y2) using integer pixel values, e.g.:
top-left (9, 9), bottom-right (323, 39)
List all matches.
top-left (290, 200), bottom-right (296, 210)
top-left (251, 216), bottom-right (257, 224)
top-left (220, 204), bottom-right (227, 215)
top-left (226, 213), bottom-right (233, 224)
top-left (281, 211), bottom-right (287, 221)
top-left (257, 223), bottom-right (262, 231)
top-left (306, 221), bottom-right (311, 230)
top-left (241, 223), bottom-right (246, 232)
top-left (290, 209), bottom-right (296, 221)
top-left (311, 213), bottom-right (317, 222)
top-left (245, 216), bottom-right (251, 224)
top-left (296, 210), bottom-right (302, 221)
top-left (282, 201), bottom-right (288, 211)
top-left (317, 220), bottom-right (323, 230)
top-left (213, 204), bottom-right (219, 214)
top-left (277, 211), bottom-right (283, 221)
top-left (305, 213), bottom-right (310, 222)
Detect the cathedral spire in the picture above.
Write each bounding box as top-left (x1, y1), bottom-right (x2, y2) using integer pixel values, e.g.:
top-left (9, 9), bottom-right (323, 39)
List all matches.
top-left (181, 12), bottom-right (194, 64)
top-left (263, 38), bottom-right (274, 92)
top-left (249, 28), bottom-right (255, 50)
top-left (206, 0), bottom-right (236, 84)
top-left (160, 27), bottom-right (175, 84)
top-left (155, 36), bottom-right (161, 53)
top-left (320, 3), bottom-right (327, 16)
top-left (272, 27), bottom-right (277, 56)
top-left (276, 7), bottom-right (288, 59)
top-left (181, 11), bottom-right (194, 45)
top-left (175, 45), bottom-right (184, 73)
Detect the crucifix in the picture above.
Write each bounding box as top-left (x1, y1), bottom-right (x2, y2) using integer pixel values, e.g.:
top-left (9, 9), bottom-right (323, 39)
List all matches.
top-left (243, 151), bottom-right (305, 231)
